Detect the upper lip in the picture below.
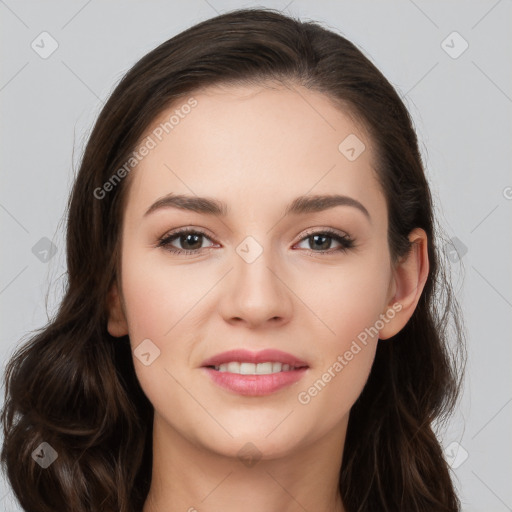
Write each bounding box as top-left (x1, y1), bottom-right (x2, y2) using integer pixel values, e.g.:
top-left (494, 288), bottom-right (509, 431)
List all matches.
top-left (201, 349), bottom-right (309, 368)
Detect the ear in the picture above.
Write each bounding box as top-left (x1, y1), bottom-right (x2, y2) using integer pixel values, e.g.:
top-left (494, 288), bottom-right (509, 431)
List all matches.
top-left (379, 227), bottom-right (429, 340)
top-left (106, 281), bottom-right (129, 337)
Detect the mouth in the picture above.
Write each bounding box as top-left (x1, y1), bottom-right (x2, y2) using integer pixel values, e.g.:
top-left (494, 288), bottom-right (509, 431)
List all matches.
top-left (200, 349), bottom-right (309, 396)
top-left (200, 348), bottom-right (309, 371)
top-left (206, 361), bottom-right (308, 374)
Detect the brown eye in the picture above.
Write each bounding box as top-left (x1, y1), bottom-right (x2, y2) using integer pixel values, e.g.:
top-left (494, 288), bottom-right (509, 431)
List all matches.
top-left (295, 229), bottom-right (355, 255)
top-left (157, 229), bottom-right (215, 255)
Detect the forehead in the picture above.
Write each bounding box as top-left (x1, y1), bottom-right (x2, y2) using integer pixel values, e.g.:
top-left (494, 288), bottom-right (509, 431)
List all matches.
top-left (123, 82), bottom-right (386, 224)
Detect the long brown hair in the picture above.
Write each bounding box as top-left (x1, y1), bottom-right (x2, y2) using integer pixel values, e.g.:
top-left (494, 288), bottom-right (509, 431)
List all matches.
top-left (1, 8), bottom-right (466, 511)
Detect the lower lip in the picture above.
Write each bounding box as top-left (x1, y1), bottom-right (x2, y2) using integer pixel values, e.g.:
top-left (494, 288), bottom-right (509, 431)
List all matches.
top-left (202, 367), bottom-right (308, 396)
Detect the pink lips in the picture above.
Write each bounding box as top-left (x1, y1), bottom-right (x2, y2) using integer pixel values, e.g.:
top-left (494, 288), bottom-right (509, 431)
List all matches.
top-left (200, 349), bottom-right (309, 368)
top-left (200, 349), bottom-right (309, 396)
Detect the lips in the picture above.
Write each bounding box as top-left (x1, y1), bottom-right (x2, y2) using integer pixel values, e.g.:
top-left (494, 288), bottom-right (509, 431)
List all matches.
top-left (200, 349), bottom-right (309, 396)
top-left (200, 348), bottom-right (309, 369)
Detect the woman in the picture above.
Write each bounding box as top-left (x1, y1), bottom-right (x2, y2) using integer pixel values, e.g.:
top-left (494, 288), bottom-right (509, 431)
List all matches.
top-left (1, 7), bottom-right (466, 512)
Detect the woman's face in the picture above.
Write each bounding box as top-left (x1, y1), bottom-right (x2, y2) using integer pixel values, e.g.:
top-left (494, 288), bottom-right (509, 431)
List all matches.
top-left (108, 82), bottom-right (402, 459)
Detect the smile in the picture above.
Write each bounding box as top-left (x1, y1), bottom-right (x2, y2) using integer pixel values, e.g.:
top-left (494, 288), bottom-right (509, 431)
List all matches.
top-left (200, 348), bottom-right (310, 395)
top-left (211, 362), bottom-right (304, 374)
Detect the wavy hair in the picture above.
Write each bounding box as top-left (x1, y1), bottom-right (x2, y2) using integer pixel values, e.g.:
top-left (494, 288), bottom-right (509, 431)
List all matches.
top-left (1, 7), bottom-right (466, 512)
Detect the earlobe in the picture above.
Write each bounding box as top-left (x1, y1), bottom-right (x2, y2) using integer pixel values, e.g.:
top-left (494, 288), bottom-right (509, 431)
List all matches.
top-left (379, 228), bottom-right (429, 340)
top-left (106, 282), bottom-right (129, 337)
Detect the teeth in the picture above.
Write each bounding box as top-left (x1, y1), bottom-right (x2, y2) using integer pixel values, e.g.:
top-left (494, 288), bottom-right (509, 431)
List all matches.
top-left (227, 362), bottom-right (240, 373)
top-left (215, 361), bottom-right (299, 374)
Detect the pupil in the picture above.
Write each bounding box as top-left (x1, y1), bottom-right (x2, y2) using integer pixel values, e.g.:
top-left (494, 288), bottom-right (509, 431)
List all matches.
top-left (183, 233), bottom-right (201, 250)
top-left (312, 234), bottom-right (330, 250)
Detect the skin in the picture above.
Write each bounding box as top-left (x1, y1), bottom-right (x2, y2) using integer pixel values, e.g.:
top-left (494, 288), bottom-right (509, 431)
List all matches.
top-left (107, 82), bottom-right (429, 512)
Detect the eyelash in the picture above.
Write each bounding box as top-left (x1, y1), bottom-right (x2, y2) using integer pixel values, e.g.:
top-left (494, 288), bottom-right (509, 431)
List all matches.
top-left (156, 227), bottom-right (355, 257)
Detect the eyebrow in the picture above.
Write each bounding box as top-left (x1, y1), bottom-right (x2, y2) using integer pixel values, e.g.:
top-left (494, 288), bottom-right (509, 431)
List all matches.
top-left (144, 193), bottom-right (371, 221)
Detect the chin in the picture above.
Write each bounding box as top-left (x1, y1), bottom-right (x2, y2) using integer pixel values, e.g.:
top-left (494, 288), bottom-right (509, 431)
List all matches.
top-left (182, 422), bottom-right (296, 458)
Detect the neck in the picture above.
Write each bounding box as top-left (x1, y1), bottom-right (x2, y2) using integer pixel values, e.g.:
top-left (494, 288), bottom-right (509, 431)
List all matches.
top-left (142, 412), bottom-right (347, 512)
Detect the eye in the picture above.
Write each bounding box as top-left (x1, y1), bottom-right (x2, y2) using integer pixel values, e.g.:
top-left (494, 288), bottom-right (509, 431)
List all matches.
top-left (157, 228), bottom-right (216, 256)
top-left (294, 228), bottom-right (355, 255)
top-left (157, 227), bottom-right (355, 256)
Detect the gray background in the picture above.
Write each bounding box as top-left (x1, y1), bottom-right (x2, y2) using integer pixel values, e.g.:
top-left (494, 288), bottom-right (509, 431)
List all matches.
top-left (1, 1), bottom-right (511, 510)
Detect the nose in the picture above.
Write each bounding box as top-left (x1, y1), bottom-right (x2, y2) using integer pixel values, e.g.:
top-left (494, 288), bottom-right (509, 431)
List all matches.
top-left (218, 239), bottom-right (293, 329)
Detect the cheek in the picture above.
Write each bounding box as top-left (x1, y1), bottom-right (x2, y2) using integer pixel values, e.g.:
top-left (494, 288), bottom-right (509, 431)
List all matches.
top-left (293, 256), bottom-right (390, 424)
top-left (120, 244), bottom-right (205, 341)
top-left (118, 245), bottom-right (220, 397)
top-left (295, 290), bottom-right (382, 438)
top-left (119, 260), bottom-right (194, 416)
top-left (302, 254), bottom-right (392, 348)
top-left (295, 340), bottom-right (377, 445)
